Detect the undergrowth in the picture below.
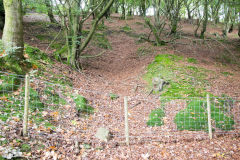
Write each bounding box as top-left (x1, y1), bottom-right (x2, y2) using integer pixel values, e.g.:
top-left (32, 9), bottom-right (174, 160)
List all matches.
top-left (175, 99), bottom-right (234, 131)
top-left (144, 54), bottom-right (235, 131)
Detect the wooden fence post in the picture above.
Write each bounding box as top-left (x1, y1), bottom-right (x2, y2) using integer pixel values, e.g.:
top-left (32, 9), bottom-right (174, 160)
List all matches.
top-left (207, 94), bottom-right (213, 140)
top-left (124, 96), bottom-right (130, 146)
top-left (23, 74), bottom-right (30, 136)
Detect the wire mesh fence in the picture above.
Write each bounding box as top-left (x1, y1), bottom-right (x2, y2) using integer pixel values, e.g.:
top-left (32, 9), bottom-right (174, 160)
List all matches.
top-left (0, 71), bottom-right (240, 150)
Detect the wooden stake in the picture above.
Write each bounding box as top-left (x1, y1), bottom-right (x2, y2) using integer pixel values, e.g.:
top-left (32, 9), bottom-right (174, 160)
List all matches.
top-left (207, 94), bottom-right (213, 140)
top-left (124, 96), bottom-right (130, 146)
top-left (23, 74), bottom-right (30, 136)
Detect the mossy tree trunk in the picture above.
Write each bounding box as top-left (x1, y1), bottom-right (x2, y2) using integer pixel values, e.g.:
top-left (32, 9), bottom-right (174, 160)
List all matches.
top-left (200, 0), bottom-right (209, 39)
top-left (140, 0), bottom-right (146, 16)
top-left (121, 0), bottom-right (126, 19)
top-left (45, 0), bottom-right (57, 23)
top-left (2, 0), bottom-right (24, 60)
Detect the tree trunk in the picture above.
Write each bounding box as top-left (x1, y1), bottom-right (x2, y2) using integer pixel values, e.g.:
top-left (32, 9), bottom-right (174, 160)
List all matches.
top-left (0, 0), bottom-right (4, 30)
top-left (140, 0), bottom-right (146, 16)
top-left (121, 1), bottom-right (126, 19)
top-left (2, 0), bottom-right (24, 60)
top-left (200, 0), bottom-right (208, 39)
top-left (238, 12), bottom-right (240, 38)
top-left (45, 0), bottom-right (57, 23)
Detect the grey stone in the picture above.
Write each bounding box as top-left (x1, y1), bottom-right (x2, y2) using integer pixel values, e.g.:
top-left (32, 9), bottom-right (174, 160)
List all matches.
top-left (95, 127), bottom-right (111, 142)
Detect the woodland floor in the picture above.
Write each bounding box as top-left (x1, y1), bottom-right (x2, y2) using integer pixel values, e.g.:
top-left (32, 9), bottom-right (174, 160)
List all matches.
top-left (1, 13), bottom-right (240, 159)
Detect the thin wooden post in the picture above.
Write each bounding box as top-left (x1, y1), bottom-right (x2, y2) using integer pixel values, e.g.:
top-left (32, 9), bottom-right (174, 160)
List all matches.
top-left (23, 74), bottom-right (30, 136)
top-left (124, 96), bottom-right (130, 146)
top-left (207, 94), bottom-right (213, 140)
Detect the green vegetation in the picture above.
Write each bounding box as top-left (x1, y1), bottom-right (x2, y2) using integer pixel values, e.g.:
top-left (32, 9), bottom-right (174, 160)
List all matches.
top-left (72, 95), bottom-right (94, 115)
top-left (144, 54), bottom-right (234, 131)
top-left (175, 100), bottom-right (234, 131)
top-left (187, 57), bottom-right (198, 64)
top-left (109, 93), bottom-right (119, 100)
top-left (143, 54), bottom-right (210, 98)
top-left (21, 144), bottom-right (31, 152)
top-left (147, 108), bottom-right (165, 127)
top-left (221, 71), bottom-right (234, 76)
top-left (120, 25), bottom-right (132, 32)
top-left (137, 46), bottom-right (153, 57)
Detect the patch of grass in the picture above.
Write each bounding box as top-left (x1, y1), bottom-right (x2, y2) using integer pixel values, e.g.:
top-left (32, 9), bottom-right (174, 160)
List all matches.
top-left (221, 71), bottom-right (234, 76)
top-left (43, 86), bottom-right (67, 106)
top-left (174, 100), bottom-right (234, 131)
top-left (0, 87), bottom-right (44, 122)
top-left (147, 108), bottom-right (165, 127)
top-left (120, 25), bottom-right (132, 32)
top-left (187, 57), bottom-right (198, 64)
top-left (0, 73), bottom-right (22, 93)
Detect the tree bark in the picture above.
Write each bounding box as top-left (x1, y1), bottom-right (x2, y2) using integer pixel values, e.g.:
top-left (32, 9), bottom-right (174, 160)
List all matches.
top-left (200, 0), bottom-right (208, 39)
top-left (0, 0), bottom-right (4, 30)
top-left (238, 12), bottom-right (240, 38)
top-left (45, 0), bottom-right (57, 23)
top-left (2, 0), bottom-right (24, 60)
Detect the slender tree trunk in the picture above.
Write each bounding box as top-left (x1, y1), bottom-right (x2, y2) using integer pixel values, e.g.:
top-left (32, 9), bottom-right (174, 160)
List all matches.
top-left (0, 0), bottom-right (4, 30)
top-left (2, 0), bottom-right (24, 60)
top-left (45, 0), bottom-right (57, 23)
top-left (140, 0), bottom-right (146, 16)
top-left (121, 1), bottom-right (126, 19)
top-left (222, 8), bottom-right (230, 37)
top-left (200, 0), bottom-right (208, 39)
top-left (238, 12), bottom-right (240, 38)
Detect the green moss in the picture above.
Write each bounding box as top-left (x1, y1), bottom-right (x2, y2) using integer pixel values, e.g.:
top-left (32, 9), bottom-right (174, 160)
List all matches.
top-left (25, 45), bottom-right (52, 64)
top-left (147, 108), bottom-right (165, 126)
top-left (21, 144), bottom-right (31, 152)
top-left (174, 100), bottom-right (234, 131)
top-left (72, 95), bottom-right (94, 115)
top-left (144, 54), bottom-right (211, 98)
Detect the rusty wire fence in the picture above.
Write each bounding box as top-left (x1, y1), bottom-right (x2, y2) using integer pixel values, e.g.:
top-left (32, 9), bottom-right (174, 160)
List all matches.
top-left (0, 71), bottom-right (240, 150)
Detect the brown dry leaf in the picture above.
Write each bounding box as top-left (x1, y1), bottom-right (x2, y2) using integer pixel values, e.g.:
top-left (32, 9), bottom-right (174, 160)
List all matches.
top-left (50, 111), bottom-right (59, 117)
top-left (49, 146), bottom-right (57, 151)
top-left (32, 64), bottom-right (38, 70)
top-left (0, 96), bottom-right (8, 101)
top-left (12, 117), bottom-right (20, 122)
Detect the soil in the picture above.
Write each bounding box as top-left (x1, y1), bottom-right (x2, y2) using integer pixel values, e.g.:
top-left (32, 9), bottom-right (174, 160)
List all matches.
top-left (1, 13), bottom-right (240, 159)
